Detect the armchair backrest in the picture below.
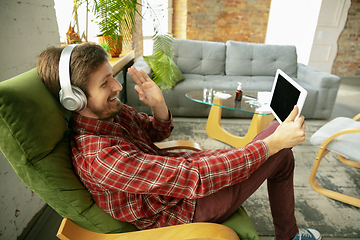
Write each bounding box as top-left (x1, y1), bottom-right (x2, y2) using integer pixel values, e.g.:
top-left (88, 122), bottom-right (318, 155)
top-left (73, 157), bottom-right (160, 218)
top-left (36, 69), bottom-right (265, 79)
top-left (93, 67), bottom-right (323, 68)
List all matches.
top-left (0, 68), bottom-right (137, 233)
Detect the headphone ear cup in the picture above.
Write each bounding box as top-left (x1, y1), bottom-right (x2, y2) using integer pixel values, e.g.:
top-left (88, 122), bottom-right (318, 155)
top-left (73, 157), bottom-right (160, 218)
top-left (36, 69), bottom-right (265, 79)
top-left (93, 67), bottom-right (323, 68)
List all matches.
top-left (71, 86), bottom-right (87, 112)
top-left (58, 44), bottom-right (87, 112)
top-left (59, 86), bottom-right (87, 112)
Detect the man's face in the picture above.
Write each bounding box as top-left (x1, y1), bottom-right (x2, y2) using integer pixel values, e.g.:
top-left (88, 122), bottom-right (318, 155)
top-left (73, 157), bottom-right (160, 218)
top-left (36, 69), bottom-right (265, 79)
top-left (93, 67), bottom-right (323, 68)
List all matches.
top-left (79, 61), bottom-right (123, 121)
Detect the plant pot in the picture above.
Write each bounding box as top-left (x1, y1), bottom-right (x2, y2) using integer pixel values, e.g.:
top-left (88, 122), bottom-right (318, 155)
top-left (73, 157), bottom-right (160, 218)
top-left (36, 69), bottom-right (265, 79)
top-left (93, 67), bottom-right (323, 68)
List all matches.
top-left (66, 26), bottom-right (81, 44)
top-left (98, 35), bottom-right (122, 58)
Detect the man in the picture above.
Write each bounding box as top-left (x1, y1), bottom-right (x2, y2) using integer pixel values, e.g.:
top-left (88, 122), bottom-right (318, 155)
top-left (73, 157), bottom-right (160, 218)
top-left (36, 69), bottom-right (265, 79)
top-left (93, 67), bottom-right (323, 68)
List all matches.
top-left (37, 42), bottom-right (321, 240)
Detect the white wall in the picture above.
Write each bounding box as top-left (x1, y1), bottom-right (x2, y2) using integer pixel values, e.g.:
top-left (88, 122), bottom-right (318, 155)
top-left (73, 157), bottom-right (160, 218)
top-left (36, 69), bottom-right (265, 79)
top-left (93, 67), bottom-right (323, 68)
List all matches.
top-left (265, 0), bottom-right (322, 65)
top-left (0, 0), bottom-right (60, 82)
top-left (0, 0), bottom-right (60, 239)
top-left (308, 0), bottom-right (351, 73)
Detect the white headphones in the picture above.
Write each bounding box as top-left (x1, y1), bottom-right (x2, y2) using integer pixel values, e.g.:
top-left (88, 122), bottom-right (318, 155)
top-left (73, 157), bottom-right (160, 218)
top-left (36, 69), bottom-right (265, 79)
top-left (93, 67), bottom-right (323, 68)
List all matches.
top-left (58, 44), bottom-right (87, 112)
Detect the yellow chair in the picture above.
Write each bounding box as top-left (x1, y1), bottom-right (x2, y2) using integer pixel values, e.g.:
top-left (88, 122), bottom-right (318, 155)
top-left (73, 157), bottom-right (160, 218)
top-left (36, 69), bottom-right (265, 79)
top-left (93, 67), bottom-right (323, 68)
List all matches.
top-left (0, 68), bottom-right (259, 240)
top-left (57, 218), bottom-right (240, 240)
top-left (57, 139), bottom-right (239, 240)
top-left (309, 113), bottom-right (360, 207)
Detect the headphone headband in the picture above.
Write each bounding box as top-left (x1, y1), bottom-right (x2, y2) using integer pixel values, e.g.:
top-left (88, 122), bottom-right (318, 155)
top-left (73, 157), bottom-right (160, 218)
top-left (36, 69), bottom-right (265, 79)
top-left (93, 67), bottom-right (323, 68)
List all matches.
top-left (59, 44), bottom-right (76, 97)
top-left (58, 44), bottom-right (87, 112)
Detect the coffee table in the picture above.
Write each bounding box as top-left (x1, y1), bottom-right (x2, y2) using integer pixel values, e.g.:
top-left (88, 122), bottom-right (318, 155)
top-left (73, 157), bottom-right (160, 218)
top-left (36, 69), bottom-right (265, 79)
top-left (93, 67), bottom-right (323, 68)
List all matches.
top-left (186, 90), bottom-right (274, 148)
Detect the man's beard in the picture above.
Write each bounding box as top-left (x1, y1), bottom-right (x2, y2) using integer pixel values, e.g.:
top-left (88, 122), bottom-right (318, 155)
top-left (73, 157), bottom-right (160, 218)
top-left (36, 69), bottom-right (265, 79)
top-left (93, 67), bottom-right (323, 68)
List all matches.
top-left (88, 98), bottom-right (123, 121)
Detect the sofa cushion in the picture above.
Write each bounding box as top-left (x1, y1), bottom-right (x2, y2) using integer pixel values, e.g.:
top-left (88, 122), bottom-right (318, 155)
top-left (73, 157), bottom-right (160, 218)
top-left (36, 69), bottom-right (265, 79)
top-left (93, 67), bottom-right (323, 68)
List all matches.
top-left (226, 41), bottom-right (297, 78)
top-left (173, 38), bottom-right (226, 75)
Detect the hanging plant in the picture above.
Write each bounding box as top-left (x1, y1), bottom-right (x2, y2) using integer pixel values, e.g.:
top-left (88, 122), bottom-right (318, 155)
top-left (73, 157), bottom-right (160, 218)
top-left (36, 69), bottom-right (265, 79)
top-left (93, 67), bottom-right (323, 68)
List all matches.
top-left (142, 1), bottom-right (177, 90)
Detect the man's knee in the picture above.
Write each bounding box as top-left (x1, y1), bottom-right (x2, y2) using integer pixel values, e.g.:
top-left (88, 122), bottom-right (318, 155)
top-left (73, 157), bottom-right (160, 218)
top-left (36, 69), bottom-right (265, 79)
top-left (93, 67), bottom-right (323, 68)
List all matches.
top-left (277, 148), bottom-right (295, 174)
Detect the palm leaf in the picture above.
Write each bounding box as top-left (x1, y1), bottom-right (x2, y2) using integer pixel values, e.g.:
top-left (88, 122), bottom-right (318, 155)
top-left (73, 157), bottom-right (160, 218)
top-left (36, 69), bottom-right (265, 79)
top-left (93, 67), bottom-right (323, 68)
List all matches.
top-left (93, 0), bottom-right (176, 90)
top-left (151, 49), bottom-right (178, 90)
top-left (153, 33), bottom-right (174, 58)
top-left (143, 2), bottom-right (176, 91)
top-left (93, 0), bottom-right (139, 44)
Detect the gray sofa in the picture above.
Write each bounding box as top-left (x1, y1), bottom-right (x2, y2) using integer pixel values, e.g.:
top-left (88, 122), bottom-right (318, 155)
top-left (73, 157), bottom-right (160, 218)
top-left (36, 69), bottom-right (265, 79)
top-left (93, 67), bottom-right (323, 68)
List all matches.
top-left (126, 38), bottom-right (341, 119)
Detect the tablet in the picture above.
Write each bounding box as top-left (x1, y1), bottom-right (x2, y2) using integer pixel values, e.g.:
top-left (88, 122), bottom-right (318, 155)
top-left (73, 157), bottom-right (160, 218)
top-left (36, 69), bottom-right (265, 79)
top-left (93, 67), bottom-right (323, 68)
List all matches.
top-left (270, 69), bottom-right (307, 124)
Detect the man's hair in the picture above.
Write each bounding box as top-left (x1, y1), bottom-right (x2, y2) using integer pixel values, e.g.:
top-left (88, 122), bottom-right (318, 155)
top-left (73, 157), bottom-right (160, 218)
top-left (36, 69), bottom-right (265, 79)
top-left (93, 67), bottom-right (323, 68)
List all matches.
top-left (37, 42), bottom-right (109, 99)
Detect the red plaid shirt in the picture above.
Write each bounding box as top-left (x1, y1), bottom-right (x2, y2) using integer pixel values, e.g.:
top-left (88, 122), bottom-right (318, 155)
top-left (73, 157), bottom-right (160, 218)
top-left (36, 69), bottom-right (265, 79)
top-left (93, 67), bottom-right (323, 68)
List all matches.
top-left (71, 104), bottom-right (269, 230)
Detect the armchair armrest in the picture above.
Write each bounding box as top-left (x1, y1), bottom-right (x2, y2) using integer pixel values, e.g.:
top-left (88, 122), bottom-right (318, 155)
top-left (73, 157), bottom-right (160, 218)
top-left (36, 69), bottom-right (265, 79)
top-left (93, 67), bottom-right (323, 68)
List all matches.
top-left (57, 218), bottom-right (240, 240)
top-left (321, 127), bottom-right (360, 148)
top-left (353, 113), bottom-right (360, 121)
top-left (297, 63), bottom-right (341, 119)
top-left (155, 140), bottom-right (205, 151)
top-left (297, 63), bottom-right (340, 88)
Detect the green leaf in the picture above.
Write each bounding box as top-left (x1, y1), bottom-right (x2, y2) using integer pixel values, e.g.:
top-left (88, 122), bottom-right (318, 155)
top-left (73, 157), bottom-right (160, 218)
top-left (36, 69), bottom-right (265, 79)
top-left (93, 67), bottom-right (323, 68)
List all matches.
top-left (146, 49), bottom-right (184, 91)
top-left (153, 34), bottom-right (174, 59)
top-left (93, 0), bottom-right (139, 43)
top-left (92, 1), bottom-right (176, 90)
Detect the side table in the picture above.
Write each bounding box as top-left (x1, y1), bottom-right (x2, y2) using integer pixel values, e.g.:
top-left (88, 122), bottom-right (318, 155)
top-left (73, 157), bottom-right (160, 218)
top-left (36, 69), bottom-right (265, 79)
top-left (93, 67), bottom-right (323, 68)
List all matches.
top-left (186, 91), bottom-right (274, 148)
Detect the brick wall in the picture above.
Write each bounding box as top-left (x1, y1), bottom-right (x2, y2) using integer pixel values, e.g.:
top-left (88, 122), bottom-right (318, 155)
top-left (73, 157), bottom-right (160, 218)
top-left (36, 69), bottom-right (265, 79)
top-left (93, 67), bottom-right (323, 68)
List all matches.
top-left (332, 0), bottom-right (360, 77)
top-left (173, 0), bottom-right (271, 43)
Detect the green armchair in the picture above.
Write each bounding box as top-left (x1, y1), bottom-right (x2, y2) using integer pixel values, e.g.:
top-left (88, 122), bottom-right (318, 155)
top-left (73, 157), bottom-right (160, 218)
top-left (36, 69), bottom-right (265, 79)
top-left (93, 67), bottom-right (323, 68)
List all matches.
top-left (0, 68), bottom-right (259, 240)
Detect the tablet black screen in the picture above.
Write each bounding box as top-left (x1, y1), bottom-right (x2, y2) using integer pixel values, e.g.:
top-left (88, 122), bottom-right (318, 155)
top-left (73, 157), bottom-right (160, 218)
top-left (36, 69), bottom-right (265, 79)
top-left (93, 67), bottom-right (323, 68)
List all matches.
top-left (270, 74), bottom-right (300, 122)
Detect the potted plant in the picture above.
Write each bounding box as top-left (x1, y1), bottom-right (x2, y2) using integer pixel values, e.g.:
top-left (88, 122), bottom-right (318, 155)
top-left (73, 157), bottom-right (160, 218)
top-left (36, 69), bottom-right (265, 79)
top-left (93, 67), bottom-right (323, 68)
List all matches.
top-left (70, 0), bottom-right (177, 90)
top-left (93, 0), bottom-right (139, 57)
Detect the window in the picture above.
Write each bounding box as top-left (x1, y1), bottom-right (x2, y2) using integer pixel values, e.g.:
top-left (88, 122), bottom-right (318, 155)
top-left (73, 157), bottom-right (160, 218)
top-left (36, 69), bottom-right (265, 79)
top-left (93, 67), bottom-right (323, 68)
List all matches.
top-left (142, 0), bottom-right (173, 56)
top-left (54, 0), bottom-right (172, 54)
top-left (54, 0), bottom-right (100, 44)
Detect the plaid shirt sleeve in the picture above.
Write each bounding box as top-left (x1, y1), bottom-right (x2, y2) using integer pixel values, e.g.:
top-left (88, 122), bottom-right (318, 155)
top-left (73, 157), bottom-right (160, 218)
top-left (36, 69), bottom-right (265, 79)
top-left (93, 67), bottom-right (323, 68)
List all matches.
top-left (120, 104), bottom-right (174, 143)
top-left (90, 139), bottom-right (269, 199)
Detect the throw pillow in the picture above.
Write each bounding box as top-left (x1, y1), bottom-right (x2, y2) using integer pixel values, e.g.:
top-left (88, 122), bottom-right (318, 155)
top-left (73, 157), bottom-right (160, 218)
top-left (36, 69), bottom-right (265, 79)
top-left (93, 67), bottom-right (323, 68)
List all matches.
top-left (143, 54), bottom-right (184, 89)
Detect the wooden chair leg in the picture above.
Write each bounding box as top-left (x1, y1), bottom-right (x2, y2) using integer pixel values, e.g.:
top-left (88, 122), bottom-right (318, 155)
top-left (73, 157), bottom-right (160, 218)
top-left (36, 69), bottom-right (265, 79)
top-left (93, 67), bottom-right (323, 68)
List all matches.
top-left (337, 154), bottom-right (360, 169)
top-left (309, 147), bottom-right (360, 208)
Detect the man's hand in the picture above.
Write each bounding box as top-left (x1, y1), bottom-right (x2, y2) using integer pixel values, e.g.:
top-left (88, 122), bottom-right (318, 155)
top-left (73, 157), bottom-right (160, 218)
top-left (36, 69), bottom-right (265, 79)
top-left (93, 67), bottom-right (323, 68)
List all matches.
top-left (128, 66), bottom-right (165, 107)
top-left (128, 66), bottom-right (169, 120)
top-left (264, 106), bottom-right (306, 156)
